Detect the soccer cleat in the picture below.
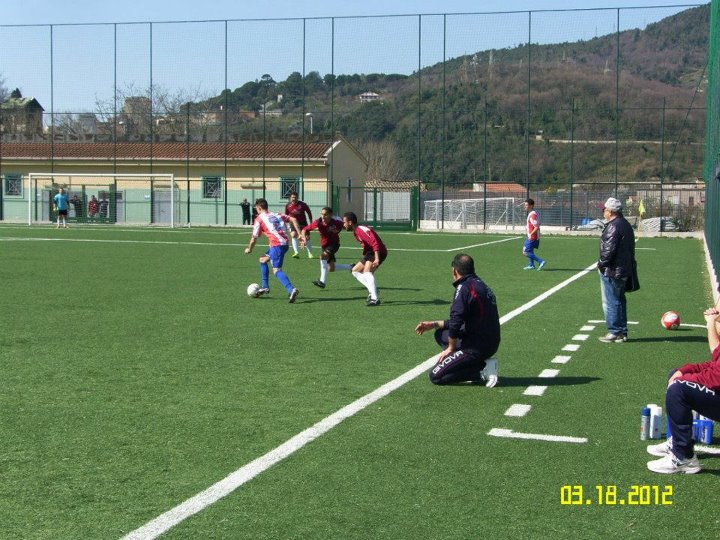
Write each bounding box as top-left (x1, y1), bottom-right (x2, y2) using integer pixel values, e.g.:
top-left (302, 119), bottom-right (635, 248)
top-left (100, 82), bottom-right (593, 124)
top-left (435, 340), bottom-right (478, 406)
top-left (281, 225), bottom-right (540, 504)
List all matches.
top-left (307, 252), bottom-right (314, 259)
top-left (537, 261), bottom-right (546, 270)
top-left (647, 453), bottom-right (700, 474)
top-left (288, 288), bottom-right (299, 303)
top-left (256, 287), bottom-right (270, 297)
top-left (647, 438), bottom-right (673, 457)
top-left (480, 358), bottom-right (499, 388)
top-left (366, 298), bottom-right (381, 307)
top-left (620, 334), bottom-right (628, 342)
top-left (598, 333), bottom-right (623, 343)
top-left (523, 265), bottom-right (535, 270)
top-left (292, 252), bottom-right (300, 259)
top-left (312, 280), bottom-right (326, 289)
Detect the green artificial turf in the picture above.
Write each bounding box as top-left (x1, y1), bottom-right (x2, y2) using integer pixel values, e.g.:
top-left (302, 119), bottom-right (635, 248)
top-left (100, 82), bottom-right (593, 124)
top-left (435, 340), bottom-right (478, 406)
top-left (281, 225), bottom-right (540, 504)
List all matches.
top-left (0, 225), bottom-right (716, 539)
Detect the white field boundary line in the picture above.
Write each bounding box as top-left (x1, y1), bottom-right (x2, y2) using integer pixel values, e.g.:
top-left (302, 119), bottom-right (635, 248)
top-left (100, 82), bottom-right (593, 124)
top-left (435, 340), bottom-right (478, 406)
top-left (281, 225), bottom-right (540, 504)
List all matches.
top-left (122, 261), bottom-right (598, 540)
top-left (0, 237), bottom-right (246, 248)
top-left (488, 428), bottom-right (587, 444)
top-left (0, 235), bottom-right (519, 253)
top-left (0, 224), bottom-right (520, 239)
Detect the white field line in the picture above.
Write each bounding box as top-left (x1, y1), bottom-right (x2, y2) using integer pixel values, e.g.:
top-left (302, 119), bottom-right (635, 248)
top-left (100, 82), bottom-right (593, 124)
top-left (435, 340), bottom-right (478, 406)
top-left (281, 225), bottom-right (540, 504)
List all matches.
top-left (122, 262), bottom-right (597, 540)
top-left (680, 323), bottom-right (708, 329)
top-left (571, 334), bottom-right (589, 341)
top-left (588, 319), bottom-right (639, 325)
top-left (0, 236), bottom-right (246, 247)
top-left (580, 325), bottom-right (595, 331)
top-left (488, 428), bottom-right (587, 444)
top-left (0, 235), bottom-right (518, 253)
top-left (562, 344), bottom-right (580, 352)
top-left (551, 355), bottom-right (572, 364)
top-left (538, 369), bottom-right (560, 378)
top-left (523, 386), bottom-right (547, 397)
top-left (499, 262), bottom-right (597, 324)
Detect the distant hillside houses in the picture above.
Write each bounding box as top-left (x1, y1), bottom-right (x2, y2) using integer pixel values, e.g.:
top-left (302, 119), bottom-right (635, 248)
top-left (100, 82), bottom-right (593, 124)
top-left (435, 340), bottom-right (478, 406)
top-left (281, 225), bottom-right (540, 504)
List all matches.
top-left (359, 92), bottom-right (381, 103)
top-left (0, 91), bottom-right (44, 138)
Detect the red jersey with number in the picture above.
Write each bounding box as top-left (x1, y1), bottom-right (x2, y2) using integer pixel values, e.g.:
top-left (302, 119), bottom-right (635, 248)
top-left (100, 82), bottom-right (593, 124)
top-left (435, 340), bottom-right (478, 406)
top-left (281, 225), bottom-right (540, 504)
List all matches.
top-left (284, 200), bottom-right (313, 228)
top-left (353, 225), bottom-right (387, 257)
top-left (303, 217), bottom-right (343, 248)
top-left (252, 212), bottom-right (290, 247)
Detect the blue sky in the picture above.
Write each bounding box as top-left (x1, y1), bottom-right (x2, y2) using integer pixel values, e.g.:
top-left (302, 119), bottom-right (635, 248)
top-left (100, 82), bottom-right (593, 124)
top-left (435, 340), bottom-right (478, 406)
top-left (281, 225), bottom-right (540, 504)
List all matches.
top-left (2, 1), bottom-right (704, 24)
top-left (0, 1), bottom-right (705, 113)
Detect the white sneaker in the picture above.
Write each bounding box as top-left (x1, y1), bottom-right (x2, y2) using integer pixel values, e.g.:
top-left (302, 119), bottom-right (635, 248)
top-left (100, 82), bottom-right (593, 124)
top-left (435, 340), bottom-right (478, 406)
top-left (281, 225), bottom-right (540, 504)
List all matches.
top-left (480, 358), bottom-right (498, 388)
top-left (647, 438), bottom-right (672, 457)
top-left (647, 453), bottom-right (700, 474)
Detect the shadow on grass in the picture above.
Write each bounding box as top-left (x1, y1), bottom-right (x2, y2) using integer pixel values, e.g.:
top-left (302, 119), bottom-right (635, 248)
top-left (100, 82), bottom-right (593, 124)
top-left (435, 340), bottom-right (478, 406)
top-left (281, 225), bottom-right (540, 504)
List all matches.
top-left (444, 376), bottom-right (601, 387)
top-left (534, 268), bottom-right (592, 272)
top-left (628, 336), bottom-right (708, 344)
top-left (299, 296), bottom-right (448, 306)
top-left (495, 376), bottom-right (602, 387)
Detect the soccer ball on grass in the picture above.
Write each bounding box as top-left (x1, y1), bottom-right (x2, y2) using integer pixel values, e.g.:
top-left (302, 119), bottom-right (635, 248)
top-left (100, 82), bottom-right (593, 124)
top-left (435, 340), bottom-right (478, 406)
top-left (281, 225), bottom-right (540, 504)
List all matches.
top-left (661, 311), bottom-right (680, 330)
top-left (247, 283), bottom-right (261, 298)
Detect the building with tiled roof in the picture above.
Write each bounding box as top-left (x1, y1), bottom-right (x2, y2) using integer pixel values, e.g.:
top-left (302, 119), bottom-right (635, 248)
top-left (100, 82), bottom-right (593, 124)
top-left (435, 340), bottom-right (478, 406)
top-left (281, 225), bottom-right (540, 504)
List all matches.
top-left (0, 136), bottom-right (368, 225)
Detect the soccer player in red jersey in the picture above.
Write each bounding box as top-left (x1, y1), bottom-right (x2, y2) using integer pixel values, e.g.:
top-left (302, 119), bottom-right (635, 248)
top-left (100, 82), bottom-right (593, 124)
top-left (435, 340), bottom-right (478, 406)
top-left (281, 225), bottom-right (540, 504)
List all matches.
top-left (285, 191), bottom-right (314, 259)
top-left (244, 198), bottom-right (300, 303)
top-left (301, 207), bottom-right (353, 288)
top-left (342, 212), bottom-right (387, 306)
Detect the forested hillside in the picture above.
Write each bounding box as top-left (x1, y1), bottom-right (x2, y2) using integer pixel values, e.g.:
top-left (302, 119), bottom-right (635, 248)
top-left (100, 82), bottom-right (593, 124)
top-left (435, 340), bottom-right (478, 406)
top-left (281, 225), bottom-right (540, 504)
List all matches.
top-left (203, 4), bottom-right (709, 184)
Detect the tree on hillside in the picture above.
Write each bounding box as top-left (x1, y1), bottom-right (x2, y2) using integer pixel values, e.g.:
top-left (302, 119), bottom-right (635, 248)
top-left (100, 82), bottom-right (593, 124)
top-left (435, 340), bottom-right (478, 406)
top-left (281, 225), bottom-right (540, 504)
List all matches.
top-left (357, 140), bottom-right (406, 181)
top-left (0, 75), bottom-right (8, 102)
top-left (94, 83), bottom-right (213, 141)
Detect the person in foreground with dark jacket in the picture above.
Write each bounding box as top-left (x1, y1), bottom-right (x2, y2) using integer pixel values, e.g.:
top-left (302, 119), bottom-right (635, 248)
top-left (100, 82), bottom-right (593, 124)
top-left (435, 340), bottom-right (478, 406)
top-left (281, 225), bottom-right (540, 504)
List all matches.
top-left (415, 253), bottom-right (501, 386)
top-left (597, 197), bottom-right (635, 343)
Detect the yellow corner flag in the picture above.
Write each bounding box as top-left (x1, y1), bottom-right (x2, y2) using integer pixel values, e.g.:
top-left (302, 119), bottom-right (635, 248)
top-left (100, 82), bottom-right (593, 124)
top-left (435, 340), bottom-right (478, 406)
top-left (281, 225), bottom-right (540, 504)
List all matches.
top-left (638, 199), bottom-right (646, 218)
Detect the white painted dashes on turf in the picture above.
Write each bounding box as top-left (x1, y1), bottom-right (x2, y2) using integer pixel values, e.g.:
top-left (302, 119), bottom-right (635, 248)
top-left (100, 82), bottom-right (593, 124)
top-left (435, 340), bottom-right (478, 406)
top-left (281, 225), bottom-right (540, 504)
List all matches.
top-left (122, 262), bottom-right (599, 540)
top-left (504, 404), bottom-right (532, 417)
top-left (588, 319), bottom-right (639, 325)
top-left (499, 313), bottom-right (601, 443)
top-left (523, 386), bottom-right (547, 396)
top-left (580, 325), bottom-right (595, 331)
top-left (488, 428), bottom-right (587, 444)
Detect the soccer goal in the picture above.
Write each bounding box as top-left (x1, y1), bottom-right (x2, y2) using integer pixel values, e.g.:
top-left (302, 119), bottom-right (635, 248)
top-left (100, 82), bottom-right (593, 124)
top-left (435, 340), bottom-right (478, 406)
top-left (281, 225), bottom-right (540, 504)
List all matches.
top-left (27, 173), bottom-right (180, 227)
top-left (421, 197), bottom-right (519, 231)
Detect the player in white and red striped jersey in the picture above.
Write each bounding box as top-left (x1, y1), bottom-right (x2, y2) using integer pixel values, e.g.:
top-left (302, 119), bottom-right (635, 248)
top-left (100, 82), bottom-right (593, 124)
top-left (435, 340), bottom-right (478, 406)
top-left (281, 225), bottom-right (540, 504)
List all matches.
top-left (522, 198), bottom-right (546, 270)
top-left (285, 191), bottom-right (314, 258)
top-left (301, 206), bottom-right (353, 289)
top-left (244, 198), bottom-right (300, 303)
top-left (342, 212), bottom-right (388, 306)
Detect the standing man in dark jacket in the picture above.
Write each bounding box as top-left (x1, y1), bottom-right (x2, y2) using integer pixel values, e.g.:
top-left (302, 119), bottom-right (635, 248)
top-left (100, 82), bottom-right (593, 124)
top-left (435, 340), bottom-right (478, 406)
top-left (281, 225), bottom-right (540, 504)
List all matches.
top-left (597, 197), bottom-right (635, 343)
top-left (415, 253), bottom-right (501, 386)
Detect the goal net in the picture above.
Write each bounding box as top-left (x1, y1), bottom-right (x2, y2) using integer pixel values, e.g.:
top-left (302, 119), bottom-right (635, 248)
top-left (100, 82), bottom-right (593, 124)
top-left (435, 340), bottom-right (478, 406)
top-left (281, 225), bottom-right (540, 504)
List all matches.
top-left (422, 197), bottom-right (519, 230)
top-left (27, 173), bottom-right (179, 227)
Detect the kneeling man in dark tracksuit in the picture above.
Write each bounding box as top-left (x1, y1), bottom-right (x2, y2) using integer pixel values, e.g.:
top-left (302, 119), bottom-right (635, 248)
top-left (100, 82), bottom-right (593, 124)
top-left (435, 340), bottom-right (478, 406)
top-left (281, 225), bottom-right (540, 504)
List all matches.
top-left (415, 253), bottom-right (501, 386)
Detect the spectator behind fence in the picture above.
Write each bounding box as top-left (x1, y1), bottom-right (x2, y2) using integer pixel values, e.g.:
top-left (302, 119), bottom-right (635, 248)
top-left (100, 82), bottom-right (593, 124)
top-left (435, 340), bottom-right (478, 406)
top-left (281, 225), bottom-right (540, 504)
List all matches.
top-left (88, 195), bottom-right (99, 219)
